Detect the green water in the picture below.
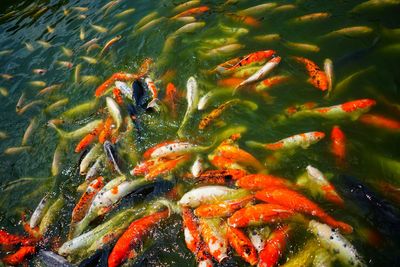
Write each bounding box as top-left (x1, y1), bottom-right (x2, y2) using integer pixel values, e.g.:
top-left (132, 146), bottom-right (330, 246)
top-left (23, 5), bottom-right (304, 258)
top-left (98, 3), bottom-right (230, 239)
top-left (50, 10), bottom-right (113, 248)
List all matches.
top-left (0, 0), bottom-right (400, 266)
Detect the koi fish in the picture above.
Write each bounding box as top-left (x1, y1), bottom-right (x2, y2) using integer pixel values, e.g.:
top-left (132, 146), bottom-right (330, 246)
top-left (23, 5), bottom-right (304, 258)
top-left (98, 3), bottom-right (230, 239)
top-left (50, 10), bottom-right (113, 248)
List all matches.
top-left (321, 26), bottom-right (373, 38)
top-left (235, 56), bottom-right (281, 92)
top-left (115, 8), bottom-right (135, 18)
top-left (196, 169), bottom-right (248, 185)
top-left (143, 140), bottom-right (210, 160)
top-left (0, 230), bottom-right (33, 246)
top-left (99, 117), bottom-right (114, 144)
top-left (21, 118), bottom-right (37, 146)
top-left (32, 68), bottom-right (47, 75)
top-left (226, 13), bottom-right (261, 27)
top-left (292, 99), bottom-right (376, 120)
top-left (258, 226), bottom-right (290, 267)
top-left (95, 73), bottom-right (135, 97)
top-left (200, 44), bottom-right (245, 58)
top-left (2, 246), bottom-right (36, 265)
top-left (248, 227), bottom-right (271, 253)
top-left (172, 6), bottom-right (209, 18)
top-left (104, 141), bottom-right (123, 175)
top-left (227, 203), bottom-right (294, 228)
top-left (309, 220), bottom-right (365, 266)
top-left (99, 35), bottom-right (122, 57)
top-left (71, 177), bottom-right (105, 223)
top-left (246, 131), bottom-right (325, 151)
top-left (85, 155), bottom-right (105, 181)
top-left (39, 197), bottom-right (64, 235)
top-left (292, 56), bottom-right (328, 91)
top-left (37, 84), bottom-right (63, 95)
top-left (255, 188), bottom-right (353, 233)
top-left (179, 186), bottom-right (249, 208)
top-left (217, 77), bottom-right (244, 88)
top-left (255, 75), bottom-right (290, 91)
top-left (237, 3), bottom-right (277, 16)
top-left (144, 154), bottom-right (190, 180)
top-left (283, 40), bottom-right (320, 53)
top-left (49, 119), bottom-right (103, 140)
top-left (194, 195), bottom-right (254, 218)
top-left (181, 207), bottom-right (213, 267)
top-left (227, 226), bottom-right (258, 265)
top-left (106, 97), bottom-right (123, 130)
top-left (324, 58), bottom-right (334, 96)
top-left (236, 174), bottom-right (292, 190)
top-left (351, 0), bottom-right (400, 13)
top-left (213, 50), bottom-right (276, 74)
top-left (75, 122), bottom-right (104, 153)
top-left (172, 0), bottom-right (201, 14)
top-left (163, 82), bottom-right (179, 118)
top-left (253, 34), bottom-right (281, 42)
top-left (199, 99), bottom-right (257, 129)
top-left (199, 217), bottom-right (228, 262)
top-left (177, 76), bottom-right (199, 137)
top-left (29, 194), bottom-right (51, 228)
top-left (79, 144), bottom-right (102, 175)
top-left (108, 210), bottom-right (169, 267)
top-left (359, 114), bottom-right (400, 131)
top-left (300, 165), bottom-right (344, 206)
top-left (330, 125), bottom-right (346, 163)
top-left (172, 22), bottom-right (206, 36)
top-left (291, 12), bottom-right (331, 23)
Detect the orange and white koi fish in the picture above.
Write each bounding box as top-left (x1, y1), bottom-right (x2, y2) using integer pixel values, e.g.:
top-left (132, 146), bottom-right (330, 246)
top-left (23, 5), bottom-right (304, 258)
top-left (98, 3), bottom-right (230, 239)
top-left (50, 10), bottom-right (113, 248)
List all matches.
top-left (359, 114), bottom-right (400, 131)
top-left (199, 217), bottom-right (228, 262)
top-left (258, 226), bottom-right (290, 267)
top-left (108, 210), bottom-right (169, 267)
top-left (143, 140), bottom-right (210, 160)
top-left (2, 246), bottom-right (36, 265)
top-left (194, 195), bottom-right (254, 218)
top-left (145, 154), bottom-right (190, 180)
top-left (172, 6), bottom-right (209, 18)
top-left (75, 122), bottom-right (104, 153)
top-left (235, 56), bottom-right (281, 92)
top-left (227, 226), bottom-right (258, 265)
top-left (255, 188), bottom-right (353, 233)
top-left (71, 177), bottom-right (105, 223)
top-left (213, 50), bottom-right (276, 74)
top-left (330, 125), bottom-right (346, 162)
top-left (292, 56), bottom-right (328, 91)
top-left (181, 208), bottom-right (213, 267)
top-left (227, 203), bottom-right (294, 228)
top-left (293, 99), bottom-right (376, 120)
top-left (246, 131), bottom-right (325, 151)
top-left (304, 165), bottom-right (344, 206)
top-left (255, 75), bottom-right (290, 91)
top-left (236, 174), bottom-right (292, 190)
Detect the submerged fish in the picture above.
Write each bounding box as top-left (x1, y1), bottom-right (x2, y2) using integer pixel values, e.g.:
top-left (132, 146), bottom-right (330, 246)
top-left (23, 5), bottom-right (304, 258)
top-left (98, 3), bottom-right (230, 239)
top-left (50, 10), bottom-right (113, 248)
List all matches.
top-left (177, 76), bottom-right (199, 137)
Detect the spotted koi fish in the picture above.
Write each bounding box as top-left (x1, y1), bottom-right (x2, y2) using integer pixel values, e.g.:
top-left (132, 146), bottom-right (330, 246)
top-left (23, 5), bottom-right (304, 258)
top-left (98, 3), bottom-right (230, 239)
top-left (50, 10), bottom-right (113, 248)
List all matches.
top-left (194, 195), bottom-right (254, 218)
top-left (227, 226), bottom-right (258, 265)
top-left (258, 226), bottom-right (290, 267)
top-left (292, 56), bottom-right (328, 91)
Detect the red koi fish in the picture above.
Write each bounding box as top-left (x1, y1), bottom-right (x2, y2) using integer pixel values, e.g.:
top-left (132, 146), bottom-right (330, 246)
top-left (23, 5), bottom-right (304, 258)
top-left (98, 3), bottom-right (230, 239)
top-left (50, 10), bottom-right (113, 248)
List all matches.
top-left (227, 226), bottom-right (258, 265)
top-left (255, 75), bottom-right (290, 91)
top-left (214, 50), bottom-right (276, 74)
top-left (108, 210), bottom-right (169, 267)
top-left (195, 195), bottom-right (254, 218)
top-left (359, 114), bottom-right (400, 131)
top-left (292, 56), bottom-right (328, 91)
top-left (330, 125), bottom-right (346, 163)
top-left (258, 226), bottom-right (290, 267)
top-left (71, 177), bottom-right (105, 223)
top-left (227, 204), bottom-right (294, 228)
top-left (2, 246), bottom-right (36, 265)
top-left (173, 6), bottom-right (210, 18)
top-left (75, 122), bottom-right (104, 152)
top-left (163, 83), bottom-right (179, 118)
top-left (112, 88), bottom-right (124, 105)
top-left (236, 174), bottom-right (292, 190)
top-left (217, 77), bottom-right (244, 88)
top-left (145, 155), bottom-right (190, 180)
top-left (0, 230), bottom-right (33, 246)
top-left (255, 188), bottom-right (353, 233)
top-left (181, 208), bottom-right (213, 267)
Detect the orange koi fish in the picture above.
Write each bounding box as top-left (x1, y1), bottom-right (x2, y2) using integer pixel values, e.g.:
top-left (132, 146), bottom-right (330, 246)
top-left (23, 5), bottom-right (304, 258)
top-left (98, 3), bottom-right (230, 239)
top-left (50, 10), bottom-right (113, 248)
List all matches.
top-left (236, 174), bottom-right (292, 190)
top-left (145, 154), bottom-right (190, 180)
top-left (195, 169), bottom-right (248, 184)
top-left (0, 230), bottom-right (33, 246)
top-left (255, 75), bottom-right (290, 91)
top-left (292, 56), bottom-right (328, 91)
top-left (227, 204), bottom-right (294, 228)
top-left (359, 114), bottom-right (400, 131)
top-left (98, 117), bottom-right (114, 144)
top-left (226, 13), bottom-right (261, 27)
top-left (112, 88), bottom-right (124, 105)
top-left (71, 177), bottom-right (105, 223)
top-left (75, 122), bottom-right (104, 152)
top-left (199, 99), bottom-right (242, 130)
top-left (247, 131), bottom-right (325, 151)
top-left (209, 143), bottom-right (265, 172)
top-left (2, 246), bottom-right (36, 265)
top-left (214, 50), bottom-right (276, 74)
top-left (217, 77), bottom-right (244, 88)
top-left (172, 6), bottom-right (209, 18)
top-left (330, 125), bottom-right (346, 162)
top-left (258, 226), bottom-right (290, 267)
top-left (199, 218), bottom-right (228, 262)
top-left (255, 188), bottom-right (353, 233)
top-left (227, 226), bottom-right (258, 265)
top-left (181, 208), bottom-right (213, 267)
top-left (163, 82), bottom-right (179, 118)
top-left (194, 195), bottom-right (254, 218)
top-left (108, 210), bottom-right (169, 267)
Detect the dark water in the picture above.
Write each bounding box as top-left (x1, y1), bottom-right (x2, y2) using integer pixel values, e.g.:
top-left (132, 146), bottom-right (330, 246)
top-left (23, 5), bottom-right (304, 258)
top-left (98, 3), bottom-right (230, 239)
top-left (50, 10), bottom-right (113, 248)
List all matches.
top-left (0, 0), bottom-right (400, 266)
